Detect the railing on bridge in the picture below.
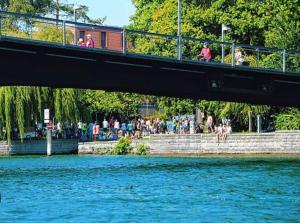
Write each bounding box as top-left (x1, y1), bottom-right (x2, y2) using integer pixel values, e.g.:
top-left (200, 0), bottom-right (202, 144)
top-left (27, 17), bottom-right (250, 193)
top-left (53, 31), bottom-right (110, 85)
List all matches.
top-left (0, 11), bottom-right (299, 74)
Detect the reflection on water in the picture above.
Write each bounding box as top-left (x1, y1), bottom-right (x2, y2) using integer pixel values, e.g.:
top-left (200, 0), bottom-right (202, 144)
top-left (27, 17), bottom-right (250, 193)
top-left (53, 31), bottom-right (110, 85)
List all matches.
top-left (0, 156), bottom-right (299, 222)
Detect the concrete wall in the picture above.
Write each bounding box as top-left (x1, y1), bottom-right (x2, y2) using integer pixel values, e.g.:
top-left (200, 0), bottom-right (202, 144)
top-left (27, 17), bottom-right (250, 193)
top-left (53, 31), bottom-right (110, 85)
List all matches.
top-left (0, 141), bottom-right (10, 156)
top-left (79, 141), bottom-right (118, 154)
top-left (1, 139), bottom-right (78, 155)
top-left (78, 141), bottom-right (144, 154)
top-left (2, 131), bottom-right (300, 156)
top-left (149, 131), bottom-right (300, 155)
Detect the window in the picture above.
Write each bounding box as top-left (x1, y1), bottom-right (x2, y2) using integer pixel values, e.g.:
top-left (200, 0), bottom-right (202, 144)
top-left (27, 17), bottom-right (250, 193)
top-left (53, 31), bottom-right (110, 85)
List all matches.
top-left (79, 31), bottom-right (85, 41)
top-left (101, 32), bottom-right (107, 48)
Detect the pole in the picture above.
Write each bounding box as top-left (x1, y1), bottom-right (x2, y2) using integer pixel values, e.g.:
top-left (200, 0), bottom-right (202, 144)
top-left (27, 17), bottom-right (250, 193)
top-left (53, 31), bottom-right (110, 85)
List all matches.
top-left (177, 0), bottom-right (182, 61)
top-left (74, 7), bottom-right (77, 45)
top-left (256, 48), bottom-right (259, 68)
top-left (63, 20), bottom-right (66, 46)
top-left (47, 128), bottom-right (52, 156)
top-left (0, 15), bottom-right (2, 40)
top-left (122, 28), bottom-right (126, 54)
top-left (257, 115), bottom-right (261, 133)
top-left (231, 43), bottom-right (235, 67)
top-left (282, 49), bottom-right (286, 72)
top-left (221, 28), bottom-right (225, 63)
top-left (248, 110), bottom-right (252, 132)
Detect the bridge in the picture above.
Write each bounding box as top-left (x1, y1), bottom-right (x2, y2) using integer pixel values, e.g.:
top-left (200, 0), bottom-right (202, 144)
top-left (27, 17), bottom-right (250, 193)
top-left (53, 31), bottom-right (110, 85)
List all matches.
top-left (0, 11), bottom-right (299, 107)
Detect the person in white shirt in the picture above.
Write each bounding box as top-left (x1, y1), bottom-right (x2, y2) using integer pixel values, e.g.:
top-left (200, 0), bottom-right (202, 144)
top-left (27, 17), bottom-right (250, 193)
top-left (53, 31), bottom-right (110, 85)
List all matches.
top-left (102, 119), bottom-right (109, 132)
top-left (114, 120), bottom-right (120, 135)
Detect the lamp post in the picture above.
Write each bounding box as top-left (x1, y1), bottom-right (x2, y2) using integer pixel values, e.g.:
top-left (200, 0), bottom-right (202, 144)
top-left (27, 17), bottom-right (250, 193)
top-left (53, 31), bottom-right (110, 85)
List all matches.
top-left (73, 5), bottom-right (81, 44)
top-left (177, 0), bottom-right (182, 60)
top-left (221, 24), bottom-right (230, 63)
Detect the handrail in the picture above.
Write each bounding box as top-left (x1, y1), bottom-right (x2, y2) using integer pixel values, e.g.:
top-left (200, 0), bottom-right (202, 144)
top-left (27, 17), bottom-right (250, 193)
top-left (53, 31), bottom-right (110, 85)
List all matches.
top-left (126, 29), bottom-right (178, 40)
top-left (0, 10), bottom-right (298, 54)
top-left (0, 10), bottom-right (299, 73)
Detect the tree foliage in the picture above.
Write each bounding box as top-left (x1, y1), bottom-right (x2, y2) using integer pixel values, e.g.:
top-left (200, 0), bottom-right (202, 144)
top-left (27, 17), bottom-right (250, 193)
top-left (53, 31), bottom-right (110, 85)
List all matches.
top-left (79, 90), bottom-right (142, 117)
top-left (129, 0), bottom-right (299, 130)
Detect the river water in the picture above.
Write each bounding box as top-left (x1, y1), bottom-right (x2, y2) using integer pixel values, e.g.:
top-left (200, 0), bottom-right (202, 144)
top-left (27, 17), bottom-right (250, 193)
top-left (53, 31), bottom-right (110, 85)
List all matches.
top-left (0, 156), bottom-right (299, 222)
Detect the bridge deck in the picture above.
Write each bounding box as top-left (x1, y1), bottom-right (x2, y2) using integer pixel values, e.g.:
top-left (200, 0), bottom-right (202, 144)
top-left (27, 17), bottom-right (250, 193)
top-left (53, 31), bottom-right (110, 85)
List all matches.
top-left (0, 36), bottom-right (300, 107)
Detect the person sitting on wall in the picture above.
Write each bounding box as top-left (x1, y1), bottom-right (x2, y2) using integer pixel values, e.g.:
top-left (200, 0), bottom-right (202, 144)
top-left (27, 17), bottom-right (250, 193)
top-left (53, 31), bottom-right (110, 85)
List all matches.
top-left (197, 42), bottom-right (212, 62)
top-left (77, 38), bottom-right (86, 47)
top-left (86, 34), bottom-right (94, 48)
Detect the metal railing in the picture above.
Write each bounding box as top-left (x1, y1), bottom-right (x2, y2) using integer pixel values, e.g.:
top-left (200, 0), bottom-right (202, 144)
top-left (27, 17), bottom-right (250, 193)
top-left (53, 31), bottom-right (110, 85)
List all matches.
top-left (0, 11), bottom-right (299, 74)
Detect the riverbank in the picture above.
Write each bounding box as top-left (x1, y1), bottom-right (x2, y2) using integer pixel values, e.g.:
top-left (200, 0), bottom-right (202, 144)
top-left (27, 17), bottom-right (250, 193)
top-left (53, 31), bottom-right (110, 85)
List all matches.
top-left (1, 131), bottom-right (300, 156)
top-left (78, 131), bottom-right (300, 156)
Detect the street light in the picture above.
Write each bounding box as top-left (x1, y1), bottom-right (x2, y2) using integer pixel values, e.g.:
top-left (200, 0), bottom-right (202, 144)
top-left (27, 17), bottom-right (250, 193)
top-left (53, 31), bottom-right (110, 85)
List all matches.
top-left (177, 0), bottom-right (182, 60)
top-left (221, 24), bottom-right (231, 63)
top-left (73, 5), bottom-right (82, 44)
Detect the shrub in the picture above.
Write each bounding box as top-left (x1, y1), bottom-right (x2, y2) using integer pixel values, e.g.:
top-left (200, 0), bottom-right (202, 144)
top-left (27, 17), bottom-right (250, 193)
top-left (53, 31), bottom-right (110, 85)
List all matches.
top-left (275, 108), bottom-right (300, 130)
top-left (136, 144), bottom-right (150, 156)
top-left (113, 138), bottom-right (133, 155)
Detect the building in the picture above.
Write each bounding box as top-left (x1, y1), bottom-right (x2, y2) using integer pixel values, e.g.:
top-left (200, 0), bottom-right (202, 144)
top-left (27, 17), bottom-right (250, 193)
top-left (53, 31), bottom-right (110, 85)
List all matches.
top-left (75, 25), bottom-right (123, 51)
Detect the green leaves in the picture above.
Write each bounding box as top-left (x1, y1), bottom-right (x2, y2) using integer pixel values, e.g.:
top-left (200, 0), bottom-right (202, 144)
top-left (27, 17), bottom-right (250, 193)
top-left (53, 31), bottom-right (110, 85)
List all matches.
top-left (79, 90), bottom-right (142, 117)
top-left (275, 108), bottom-right (300, 130)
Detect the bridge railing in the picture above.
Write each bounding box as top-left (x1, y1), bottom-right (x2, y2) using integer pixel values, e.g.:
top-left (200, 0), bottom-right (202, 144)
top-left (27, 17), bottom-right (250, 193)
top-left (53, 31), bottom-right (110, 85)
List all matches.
top-left (125, 30), bottom-right (178, 59)
top-left (0, 11), bottom-right (299, 74)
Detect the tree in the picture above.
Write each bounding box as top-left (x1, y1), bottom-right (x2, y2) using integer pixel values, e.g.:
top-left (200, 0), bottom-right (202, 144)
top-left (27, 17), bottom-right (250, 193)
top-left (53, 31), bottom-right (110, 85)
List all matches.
top-left (78, 90), bottom-right (143, 119)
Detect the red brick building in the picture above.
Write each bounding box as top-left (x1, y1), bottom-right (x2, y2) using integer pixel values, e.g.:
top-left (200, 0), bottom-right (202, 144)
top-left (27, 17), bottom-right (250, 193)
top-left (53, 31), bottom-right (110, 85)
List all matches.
top-left (76, 26), bottom-right (123, 51)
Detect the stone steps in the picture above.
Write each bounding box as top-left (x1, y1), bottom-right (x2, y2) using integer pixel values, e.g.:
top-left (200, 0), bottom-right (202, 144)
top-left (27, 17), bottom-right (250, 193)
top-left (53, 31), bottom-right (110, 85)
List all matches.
top-left (149, 132), bottom-right (300, 155)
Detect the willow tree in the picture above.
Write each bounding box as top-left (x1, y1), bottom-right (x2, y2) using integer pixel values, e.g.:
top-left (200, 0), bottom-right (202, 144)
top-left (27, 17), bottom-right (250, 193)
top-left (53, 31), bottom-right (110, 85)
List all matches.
top-left (54, 88), bottom-right (79, 123)
top-left (0, 86), bottom-right (49, 143)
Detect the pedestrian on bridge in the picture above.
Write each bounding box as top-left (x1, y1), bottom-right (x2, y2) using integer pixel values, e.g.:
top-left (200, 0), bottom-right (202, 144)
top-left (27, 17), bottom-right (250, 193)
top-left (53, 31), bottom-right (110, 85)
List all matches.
top-left (197, 42), bottom-right (212, 62)
top-left (86, 34), bottom-right (95, 48)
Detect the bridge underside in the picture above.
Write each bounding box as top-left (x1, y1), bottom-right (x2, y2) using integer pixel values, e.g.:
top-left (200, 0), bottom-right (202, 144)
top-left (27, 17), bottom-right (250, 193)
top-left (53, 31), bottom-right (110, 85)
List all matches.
top-left (0, 37), bottom-right (299, 107)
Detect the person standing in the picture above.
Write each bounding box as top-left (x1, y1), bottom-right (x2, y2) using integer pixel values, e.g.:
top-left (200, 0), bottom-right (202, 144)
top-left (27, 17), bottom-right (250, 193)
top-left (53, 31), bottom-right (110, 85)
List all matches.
top-left (121, 121), bottom-right (127, 137)
top-left (114, 119), bottom-right (120, 136)
top-left (207, 114), bottom-right (214, 133)
top-left (86, 34), bottom-right (94, 48)
top-left (102, 118), bottom-right (109, 133)
top-left (88, 122), bottom-right (94, 141)
top-left (235, 48), bottom-right (244, 65)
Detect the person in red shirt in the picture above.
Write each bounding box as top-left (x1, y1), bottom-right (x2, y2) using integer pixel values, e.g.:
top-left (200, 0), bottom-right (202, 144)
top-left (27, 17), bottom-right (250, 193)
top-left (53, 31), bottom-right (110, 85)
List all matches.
top-left (86, 34), bottom-right (94, 48)
top-left (197, 42), bottom-right (212, 62)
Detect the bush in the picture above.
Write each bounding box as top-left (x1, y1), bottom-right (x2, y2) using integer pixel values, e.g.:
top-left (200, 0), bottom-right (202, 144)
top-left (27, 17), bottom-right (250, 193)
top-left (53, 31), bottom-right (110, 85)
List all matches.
top-left (136, 144), bottom-right (150, 156)
top-left (275, 108), bottom-right (300, 130)
top-left (113, 138), bottom-right (133, 155)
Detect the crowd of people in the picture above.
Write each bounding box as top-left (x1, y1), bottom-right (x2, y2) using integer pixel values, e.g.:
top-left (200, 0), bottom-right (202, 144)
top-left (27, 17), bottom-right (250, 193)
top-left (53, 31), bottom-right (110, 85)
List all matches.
top-left (207, 114), bottom-right (232, 143)
top-left (47, 114), bottom-right (232, 144)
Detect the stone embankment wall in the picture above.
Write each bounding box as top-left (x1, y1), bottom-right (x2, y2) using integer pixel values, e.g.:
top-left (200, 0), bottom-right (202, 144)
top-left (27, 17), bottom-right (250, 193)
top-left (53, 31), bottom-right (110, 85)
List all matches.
top-left (1, 131), bottom-right (300, 156)
top-left (78, 141), bottom-right (144, 154)
top-left (149, 131), bottom-right (300, 155)
top-left (0, 139), bottom-right (78, 155)
top-left (0, 141), bottom-right (10, 155)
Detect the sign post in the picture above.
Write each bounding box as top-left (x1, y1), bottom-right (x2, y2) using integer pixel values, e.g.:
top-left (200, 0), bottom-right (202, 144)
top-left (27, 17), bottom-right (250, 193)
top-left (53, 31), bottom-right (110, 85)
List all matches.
top-left (44, 109), bottom-right (52, 156)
